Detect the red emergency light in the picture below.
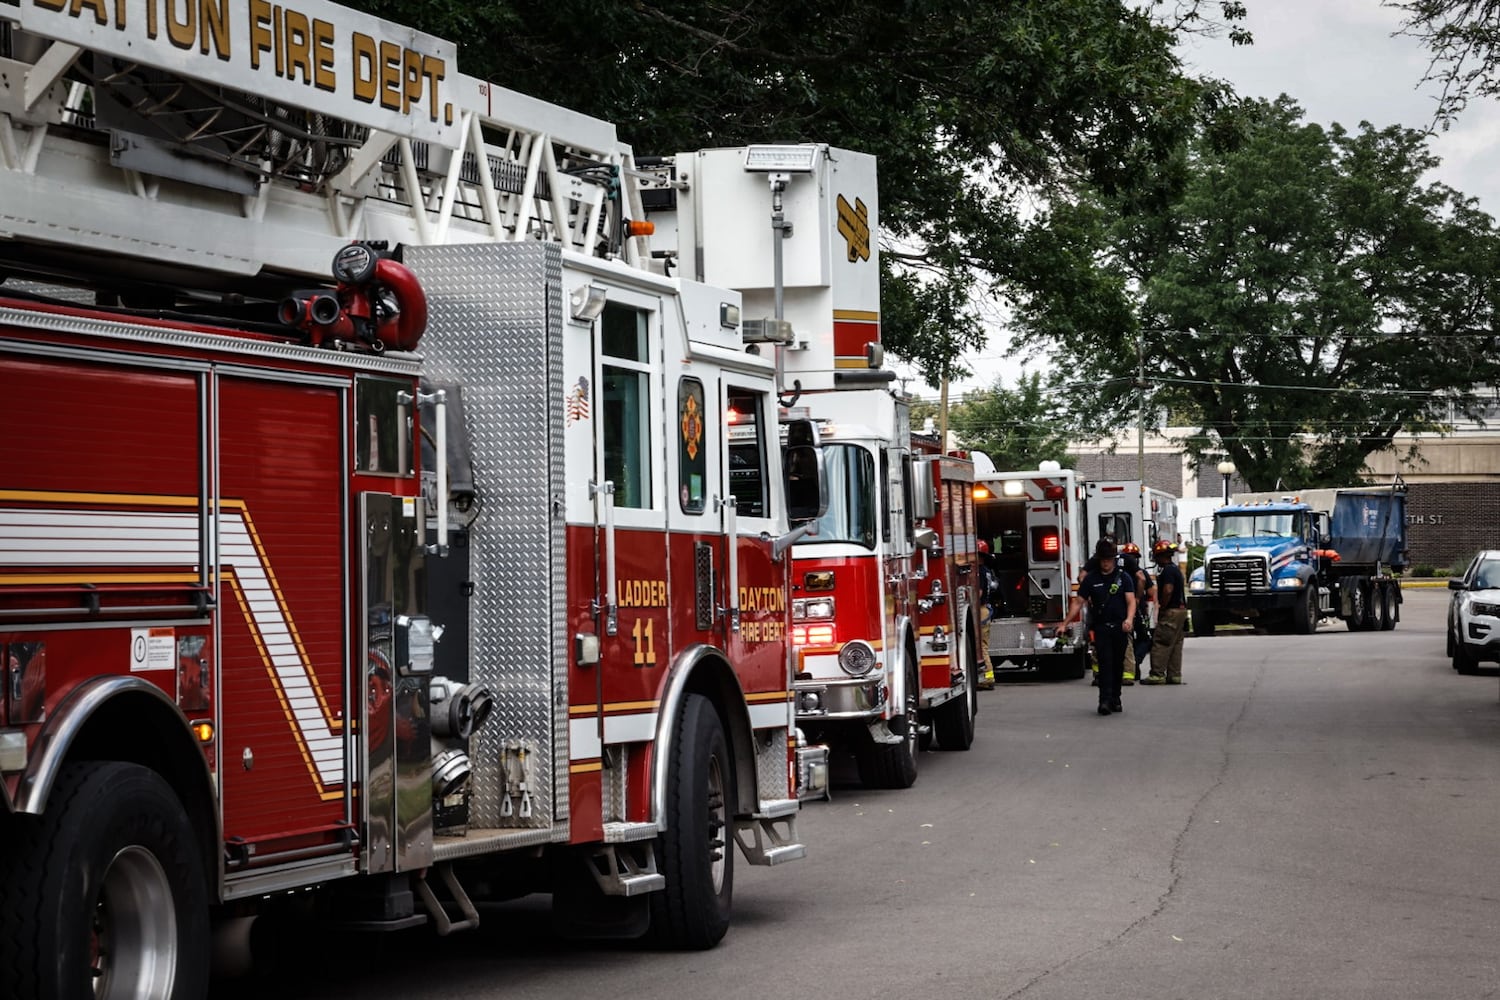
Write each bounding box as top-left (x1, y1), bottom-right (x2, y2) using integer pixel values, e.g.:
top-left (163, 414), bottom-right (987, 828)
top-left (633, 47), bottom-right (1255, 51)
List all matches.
top-left (1039, 532), bottom-right (1060, 554)
top-left (1043, 486), bottom-right (1066, 500)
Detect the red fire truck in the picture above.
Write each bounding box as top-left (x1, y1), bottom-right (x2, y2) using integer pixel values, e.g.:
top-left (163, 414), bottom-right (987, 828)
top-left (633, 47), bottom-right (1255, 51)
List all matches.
top-left (648, 146), bottom-right (980, 788)
top-left (0, 3), bottom-right (827, 996)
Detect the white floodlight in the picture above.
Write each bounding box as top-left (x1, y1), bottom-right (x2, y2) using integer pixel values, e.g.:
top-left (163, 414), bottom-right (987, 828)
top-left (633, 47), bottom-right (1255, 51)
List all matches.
top-left (743, 145), bottom-right (819, 173)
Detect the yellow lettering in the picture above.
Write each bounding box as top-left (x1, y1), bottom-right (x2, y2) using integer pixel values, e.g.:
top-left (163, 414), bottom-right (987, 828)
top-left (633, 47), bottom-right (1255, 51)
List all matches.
top-left (145, 0), bottom-right (158, 36)
top-left (68, 0), bottom-right (107, 25)
top-left (423, 54), bottom-right (446, 121)
top-left (248, 0), bottom-right (273, 69)
top-left (283, 8), bottom-right (311, 83)
top-left (200, 0), bottom-right (229, 59)
top-left (351, 32), bottom-right (377, 104)
top-left (312, 18), bottom-right (335, 91)
top-left (166, 0), bottom-right (195, 49)
top-left (32, 0), bottom-right (68, 11)
top-left (378, 40), bottom-right (402, 111)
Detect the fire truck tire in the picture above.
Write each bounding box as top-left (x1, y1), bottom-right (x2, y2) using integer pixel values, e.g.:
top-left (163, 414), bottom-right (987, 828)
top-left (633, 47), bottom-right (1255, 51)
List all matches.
top-left (647, 693), bottom-right (734, 950)
top-left (932, 646), bottom-right (977, 751)
top-left (1192, 610), bottom-right (1215, 637)
top-left (856, 658), bottom-right (920, 789)
top-left (0, 761), bottom-right (209, 1000)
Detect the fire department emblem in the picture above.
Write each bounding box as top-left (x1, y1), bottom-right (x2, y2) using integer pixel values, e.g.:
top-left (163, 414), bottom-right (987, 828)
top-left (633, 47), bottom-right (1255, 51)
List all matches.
top-left (566, 376), bottom-right (590, 426)
top-left (836, 193), bottom-right (870, 263)
top-left (680, 391), bottom-right (704, 460)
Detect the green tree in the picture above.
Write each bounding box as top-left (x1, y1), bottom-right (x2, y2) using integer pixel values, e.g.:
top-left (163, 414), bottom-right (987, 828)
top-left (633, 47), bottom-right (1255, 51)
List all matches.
top-left (945, 373), bottom-right (1076, 471)
top-left (1011, 96), bottom-right (1500, 490)
top-left (346, 0), bottom-right (1246, 383)
top-left (1393, 1), bottom-right (1500, 124)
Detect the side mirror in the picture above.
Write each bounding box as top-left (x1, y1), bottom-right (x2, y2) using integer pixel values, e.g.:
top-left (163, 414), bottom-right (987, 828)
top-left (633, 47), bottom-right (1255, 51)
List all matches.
top-left (784, 445), bottom-right (826, 522)
top-left (911, 459), bottom-right (936, 521)
top-left (1448, 579), bottom-right (1465, 590)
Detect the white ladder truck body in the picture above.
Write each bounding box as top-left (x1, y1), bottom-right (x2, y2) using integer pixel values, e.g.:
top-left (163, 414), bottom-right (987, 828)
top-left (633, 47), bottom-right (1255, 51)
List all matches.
top-left (0, 2), bottom-right (826, 995)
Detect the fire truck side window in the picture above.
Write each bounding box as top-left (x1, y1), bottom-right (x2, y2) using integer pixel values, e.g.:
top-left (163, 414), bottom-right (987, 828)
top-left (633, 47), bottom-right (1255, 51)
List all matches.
top-left (678, 377), bottom-right (707, 513)
top-left (355, 375), bottom-right (414, 476)
top-left (726, 388), bottom-right (768, 518)
top-left (807, 443), bottom-right (877, 548)
top-left (601, 305), bottom-right (652, 509)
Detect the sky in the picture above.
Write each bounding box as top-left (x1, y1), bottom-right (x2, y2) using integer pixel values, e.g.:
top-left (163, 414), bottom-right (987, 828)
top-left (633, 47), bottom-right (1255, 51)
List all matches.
top-left (900, 0), bottom-right (1500, 402)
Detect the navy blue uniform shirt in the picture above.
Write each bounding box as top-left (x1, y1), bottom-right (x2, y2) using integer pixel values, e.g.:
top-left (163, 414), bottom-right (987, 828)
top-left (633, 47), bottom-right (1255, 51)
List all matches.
top-left (1155, 562), bottom-right (1187, 610)
top-left (1080, 567), bottom-right (1134, 626)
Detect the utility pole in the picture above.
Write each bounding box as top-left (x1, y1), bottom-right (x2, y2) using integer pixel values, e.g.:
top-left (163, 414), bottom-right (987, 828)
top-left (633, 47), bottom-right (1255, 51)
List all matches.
top-left (1136, 328), bottom-right (1146, 485)
top-left (939, 374), bottom-right (950, 453)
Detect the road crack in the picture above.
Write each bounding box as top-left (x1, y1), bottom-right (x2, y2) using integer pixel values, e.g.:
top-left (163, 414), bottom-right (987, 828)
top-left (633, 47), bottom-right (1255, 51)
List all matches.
top-left (1000, 660), bottom-right (1266, 1000)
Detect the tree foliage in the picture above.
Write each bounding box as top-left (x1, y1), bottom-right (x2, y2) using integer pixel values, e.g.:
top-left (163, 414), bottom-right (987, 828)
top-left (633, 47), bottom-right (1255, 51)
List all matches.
top-left (346, 0), bottom-right (1246, 383)
top-left (945, 373), bottom-right (1077, 471)
top-left (1393, 0), bottom-right (1500, 125)
top-left (1010, 96), bottom-right (1500, 490)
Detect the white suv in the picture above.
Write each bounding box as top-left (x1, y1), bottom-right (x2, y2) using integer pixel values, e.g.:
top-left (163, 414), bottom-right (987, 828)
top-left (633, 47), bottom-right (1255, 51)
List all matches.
top-left (1447, 551), bottom-right (1500, 673)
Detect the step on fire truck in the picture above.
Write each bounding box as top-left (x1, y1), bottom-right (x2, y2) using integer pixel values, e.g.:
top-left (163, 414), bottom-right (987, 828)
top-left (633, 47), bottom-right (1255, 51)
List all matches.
top-left (0, 3), bottom-right (833, 996)
top-left (646, 148), bottom-right (981, 788)
top-left (973, 463), bottom-right (1178, 680)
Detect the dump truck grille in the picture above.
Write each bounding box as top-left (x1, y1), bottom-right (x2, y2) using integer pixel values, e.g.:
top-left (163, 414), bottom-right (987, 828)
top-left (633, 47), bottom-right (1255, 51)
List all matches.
top-left (1207, 556), bottom-right (1268, 593)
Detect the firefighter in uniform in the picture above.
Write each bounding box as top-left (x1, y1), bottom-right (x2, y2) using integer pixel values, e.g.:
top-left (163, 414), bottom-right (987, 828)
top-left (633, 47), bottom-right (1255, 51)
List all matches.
top-left (1142, 539), bottom-right (1188, 684)
top-left (1063, 539), bottom-right (1136, 716)
top-left (976, 539), bottom-right (999, 688)
top-left (1117, 542), bottom-right (1154, 686)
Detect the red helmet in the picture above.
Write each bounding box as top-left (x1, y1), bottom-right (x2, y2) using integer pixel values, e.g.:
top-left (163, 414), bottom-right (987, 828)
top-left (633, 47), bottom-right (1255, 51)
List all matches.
top-left (1119, 542), bottom-right (1141, 556)
top-left (1152, 539), bottom-right (1176, 560)
top-left (977, 540), bottom-right (990, 555)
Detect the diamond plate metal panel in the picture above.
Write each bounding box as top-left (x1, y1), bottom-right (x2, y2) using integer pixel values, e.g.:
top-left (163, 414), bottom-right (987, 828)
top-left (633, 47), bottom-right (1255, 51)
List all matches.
top-left (406, 243), bottom-right (566, 831)
top-left (755, 726), bottom-right (790, 800)
top-left (694, 543), bottom-right (715, 630)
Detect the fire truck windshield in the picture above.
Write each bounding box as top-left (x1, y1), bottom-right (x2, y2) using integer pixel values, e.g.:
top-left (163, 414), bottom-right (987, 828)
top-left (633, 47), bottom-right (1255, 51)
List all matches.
top-left (806, 443), bottom-right (877, 548)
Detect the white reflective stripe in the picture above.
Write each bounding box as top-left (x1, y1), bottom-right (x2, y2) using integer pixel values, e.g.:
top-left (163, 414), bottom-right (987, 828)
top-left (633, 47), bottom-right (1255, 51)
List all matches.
top-left (748, 702), bottom-right (791, 729)
top-left (218, 511), bottom-right (342, 786)
top-left (4, 505), bottom-right (344, 788)
top-left (0, 509), bottom-right (199, 565)
top-left (603, 712), bottom-right (658, 744)
top-left (570, 717), bottom-right (602, 760)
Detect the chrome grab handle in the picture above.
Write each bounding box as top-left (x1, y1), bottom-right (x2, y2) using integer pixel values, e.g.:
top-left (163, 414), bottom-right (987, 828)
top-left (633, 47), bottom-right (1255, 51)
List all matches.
top-left (719, 495), bottom-right (740, 632)
top-left (591, 480), bottom-right (618, 635)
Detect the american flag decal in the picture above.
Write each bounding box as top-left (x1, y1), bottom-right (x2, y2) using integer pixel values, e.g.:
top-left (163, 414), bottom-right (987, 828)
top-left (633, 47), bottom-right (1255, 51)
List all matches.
top-left (566, 376), bottom-right (590, 426)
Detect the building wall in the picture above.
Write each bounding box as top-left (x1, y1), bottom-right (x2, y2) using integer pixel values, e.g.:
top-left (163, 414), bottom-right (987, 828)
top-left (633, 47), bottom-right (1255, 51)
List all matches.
top-left (1404, 482), bottom-right (1500, 570)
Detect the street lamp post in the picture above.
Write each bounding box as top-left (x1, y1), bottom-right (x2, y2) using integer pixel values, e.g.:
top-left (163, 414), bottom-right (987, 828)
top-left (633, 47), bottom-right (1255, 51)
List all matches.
top-left (1217, 460), bottom-right (1236, 505)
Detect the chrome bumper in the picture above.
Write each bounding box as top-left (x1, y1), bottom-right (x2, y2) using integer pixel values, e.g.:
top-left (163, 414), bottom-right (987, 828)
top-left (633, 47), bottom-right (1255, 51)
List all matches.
top-left (794, 674), bottom-right (888, 722)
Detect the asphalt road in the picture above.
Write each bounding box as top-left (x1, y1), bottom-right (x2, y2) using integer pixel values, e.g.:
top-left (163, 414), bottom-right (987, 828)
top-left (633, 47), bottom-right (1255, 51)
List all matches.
top-left (217, 588), bottom-right (1500, 999)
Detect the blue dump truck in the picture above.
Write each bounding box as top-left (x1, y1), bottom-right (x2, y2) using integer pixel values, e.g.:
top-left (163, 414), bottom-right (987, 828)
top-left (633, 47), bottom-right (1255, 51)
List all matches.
top-left (1188, 483), bottom-right (1408, 635)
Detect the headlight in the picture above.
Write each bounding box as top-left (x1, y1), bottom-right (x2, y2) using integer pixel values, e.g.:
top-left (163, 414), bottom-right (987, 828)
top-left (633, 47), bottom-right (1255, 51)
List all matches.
top-left (1273, 577), bottom-right (1305, 589)
top-left (1190, 580), bottom-right (1206, 592)
top-left (837, 639), bottom-right (878, 677)
top-left (792, 597), bottom-right (836, 621)
top-left (1472, 602), bottom-right (1500, 618)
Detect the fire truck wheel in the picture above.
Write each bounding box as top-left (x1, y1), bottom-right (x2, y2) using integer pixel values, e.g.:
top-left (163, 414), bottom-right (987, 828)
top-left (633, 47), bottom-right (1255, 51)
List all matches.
top-left (0, 761), bottom-right (209, 1000)
top-left (1192, 610), bottom-right (1215, 637)
top-left (856, 658), bottom-right (920, 789)
top-left (647, 693), bottom-right (734, 950)
top-left (932, 645), bottom-right (976, 751)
